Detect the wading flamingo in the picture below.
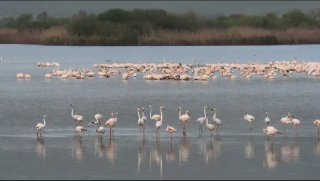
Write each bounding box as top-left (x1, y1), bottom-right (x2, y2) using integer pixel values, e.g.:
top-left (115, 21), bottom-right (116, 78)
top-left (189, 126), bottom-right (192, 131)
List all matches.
top-left (34, 115), bottom-right (47, 137)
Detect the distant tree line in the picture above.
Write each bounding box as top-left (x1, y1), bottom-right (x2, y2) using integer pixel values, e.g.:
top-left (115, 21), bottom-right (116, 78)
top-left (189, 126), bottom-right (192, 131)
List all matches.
top-left (1, 8), bottom-right (320, 45)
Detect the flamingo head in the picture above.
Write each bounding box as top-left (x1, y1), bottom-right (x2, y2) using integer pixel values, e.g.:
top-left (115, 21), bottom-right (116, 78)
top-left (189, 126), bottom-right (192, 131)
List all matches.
top-left (137, 107), bottom-right (141, 111)
top-left (43, 115), bottom-right (47, 118)
top-left (141, 107), bottom-right (145, 111)
top-left (186, 110), bottom-right (190, 116)
top-left (204, 105), bottom-right (208, 109)
top-left (147, 105), bottom-right (152, 108)
top-left (69, 104), bottom-right (73, 107)
top-left (160, 106), bottom-right (165, 110)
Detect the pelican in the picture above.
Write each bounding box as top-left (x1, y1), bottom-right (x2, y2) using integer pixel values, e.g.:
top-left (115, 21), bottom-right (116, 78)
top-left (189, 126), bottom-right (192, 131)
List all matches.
top-left (70, 104), bottom-right (83, 124)
top-left (211, 107), bottom-right (222, 134)
top-left (34, 115), bottom-right (47, 137)
top-left (196, 106), bottom-right (208, 135)
top-left (156, 106), bottom-right (165, 138)
top-left (148, 105), bottom-right (161, 122)
top-left (244, 113), bottom-right (255, 131)
top-left (166, 125), bottom-right (176, 144)
top-left (265, 112), bottom-right (270, 124)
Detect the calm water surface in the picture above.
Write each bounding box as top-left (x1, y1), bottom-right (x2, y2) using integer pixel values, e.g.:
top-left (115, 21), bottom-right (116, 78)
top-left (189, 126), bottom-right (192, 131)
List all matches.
top-left (0, 45), bottom-right (320, 179)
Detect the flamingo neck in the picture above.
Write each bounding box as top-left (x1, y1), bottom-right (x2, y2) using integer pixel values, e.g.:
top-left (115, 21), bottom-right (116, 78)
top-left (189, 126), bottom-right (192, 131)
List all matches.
top-left (204, 107), bottom-right (207, 118)
top-left (160, 109), bottom-right (163, 123)
top-left (205, 117), bottom-right (209, 126)
top-left (71, 108), bottom-right (74, 117)
top-left (138, 110), bottom-right (141, 119)
top-left (213, 110), bottom-right (216, 119)
top-left (43, 118), bottom-right (46, 126)
top-left (149, 107), bottom-right (152, 119)
top-left (178, 108), bottom-right (181, 118)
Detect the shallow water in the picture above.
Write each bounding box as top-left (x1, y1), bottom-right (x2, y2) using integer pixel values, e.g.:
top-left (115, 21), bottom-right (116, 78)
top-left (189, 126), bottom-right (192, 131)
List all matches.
top-left (0, 44), bottom-right (320, 179)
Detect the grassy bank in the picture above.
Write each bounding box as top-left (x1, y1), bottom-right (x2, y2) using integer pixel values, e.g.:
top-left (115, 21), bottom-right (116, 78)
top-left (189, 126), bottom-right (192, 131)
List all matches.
top-left (1, 26), bottom-right (320, 45)
top-left (2, 8), bottom-right (320, 45)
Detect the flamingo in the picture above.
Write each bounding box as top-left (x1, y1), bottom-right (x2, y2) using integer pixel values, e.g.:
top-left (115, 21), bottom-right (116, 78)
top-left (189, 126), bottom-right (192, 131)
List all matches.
top-left (94, 113), bottom-right (104, 122)
top-left (166, 125), bottom-right (176, 144)
top-left (156, 106), bottom-right (165, 139)
top-left (75, 125), bottom-right (87, 133)
top-left (211, 107), bottom-right (222, 134)
top-left (148, 105), bottom-right (161, 122)
top-left (137, 107), bottom-right (145, 132)
top-left (290, 115), bottom-right (301, 133)
top-left (177, 106), bottom-right (190, 137)
top-left (34, 115), bottom-right (47, 137)
top-left (280, 112), bottom-right (292, 132)
top-left (141, 107), bottom-right (148, 123)
top-left (244, 113), bottom-right (256, 131)
top-left (313, 119), bottom-right (320, 138)
top-left (196, 106), bottom-right (208, 135)
top-left (205, 114), bottom-right (215, 137)
top-left (265, 112), bottom-right (271, 124)
top-left (70, 104), bottom-right (83, 124)
top-left (263, 126), bottom-right (282, 136)
top-left (105, 112), bottom-right (119, 138)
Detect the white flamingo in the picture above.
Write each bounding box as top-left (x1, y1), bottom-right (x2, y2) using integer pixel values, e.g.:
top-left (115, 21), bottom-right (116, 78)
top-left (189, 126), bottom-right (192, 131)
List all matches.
top-left (148, 105), bottom-right (161, 122)
top-left (137, 107), bottom-right (145, 132)
top-left (280, 112), bottom-right (292, 132)
top-left (166, 125), bottom-right (177, 144)
top-left (155, 106), bottom-right (165, 138)
top-left (141, 107), bottom-right (148, 123)
top-left (244, 113), bottom-right (255, 131)
top-left (88, 119), bottom-right (105, 136)
top-left (290, 114), bottom-right (301, 133)
top-left (177, 106), bottom-right (190, 137)
top-left (75, 125), bottom-right (87, 133)
top-left (70, 104), bottom-right (83, 124)
top-left (105, 112), bottom-right (119, 138)
top-left (196, 106), bottom-right (208, 135)
top-left (211, 107), bottom-right (222, 134)
top-left (34, 115), bottom-right (47, 137)
top-left (313, 119), bottom-right (320, 138)
top-left (94, 113), bottom-right (104, 122)
top-left (265, 112), bottom-right (271, 124)
top-left (263, 126), bottom-right (282, 136)
top-left (205, 114), bottom-right (215, 137)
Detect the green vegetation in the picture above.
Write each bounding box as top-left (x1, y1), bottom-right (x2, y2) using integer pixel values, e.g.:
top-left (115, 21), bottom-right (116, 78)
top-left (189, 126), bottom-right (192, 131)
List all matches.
top-left (1, 8), bottom-right (320, 45)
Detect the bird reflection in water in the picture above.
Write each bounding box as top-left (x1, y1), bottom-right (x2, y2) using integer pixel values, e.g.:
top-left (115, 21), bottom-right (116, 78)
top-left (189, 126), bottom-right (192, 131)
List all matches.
top-left (263, 140), bottom-right (278, 169)
top-left (106, 138), bottom-right (117, 164)
top-left (179, 137), bottom-right (190, 167)
top-left (244, 136), bottom-right (255, 159)
top-left (94, 136), bottom-right (105, 158)
top-left (280, 141), bottom-right (300, 163)
top-left (149, 140), bottom-right (163, 179)
top-left (314, 140), bottom-right (320, 157)
top-left (204, 137), bottom-right (222, 165)
top-left (35, 137), bottom-right (46, 160)
top-left (137, 135), bottom-right (146, 173)
top-left (166, 138), bottom-right (177, 163)
top-left (72, 135), bottom-right (85, 162)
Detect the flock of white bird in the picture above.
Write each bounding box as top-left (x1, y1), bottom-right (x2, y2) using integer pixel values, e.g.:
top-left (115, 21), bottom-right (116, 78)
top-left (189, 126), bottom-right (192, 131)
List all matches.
top-left (34, 104), bottom-right (320, 142)
top-left (16, 60), bottom-right (320, 81)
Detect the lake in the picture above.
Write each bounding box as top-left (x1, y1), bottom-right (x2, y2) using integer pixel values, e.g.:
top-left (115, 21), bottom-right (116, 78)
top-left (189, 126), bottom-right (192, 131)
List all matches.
top-left (0, 44), bottom-right (320, 179)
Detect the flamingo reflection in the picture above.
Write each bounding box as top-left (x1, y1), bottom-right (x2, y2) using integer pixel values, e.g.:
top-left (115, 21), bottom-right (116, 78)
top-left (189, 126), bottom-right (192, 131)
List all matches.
top-left (35, 137), bottom-right (46, 160)
top-left (149, 140), bottom-right (163, 179)
top-left (106, 138), bottom-right (117, 164)
top-left (72, 135), bottom-right (85, 162)
top-left (263, 140), bottom-right (278, 169)
top-left (244, 136), bottom-right (255, 158)
top-left (179, 138), bottom-right (190, 167)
